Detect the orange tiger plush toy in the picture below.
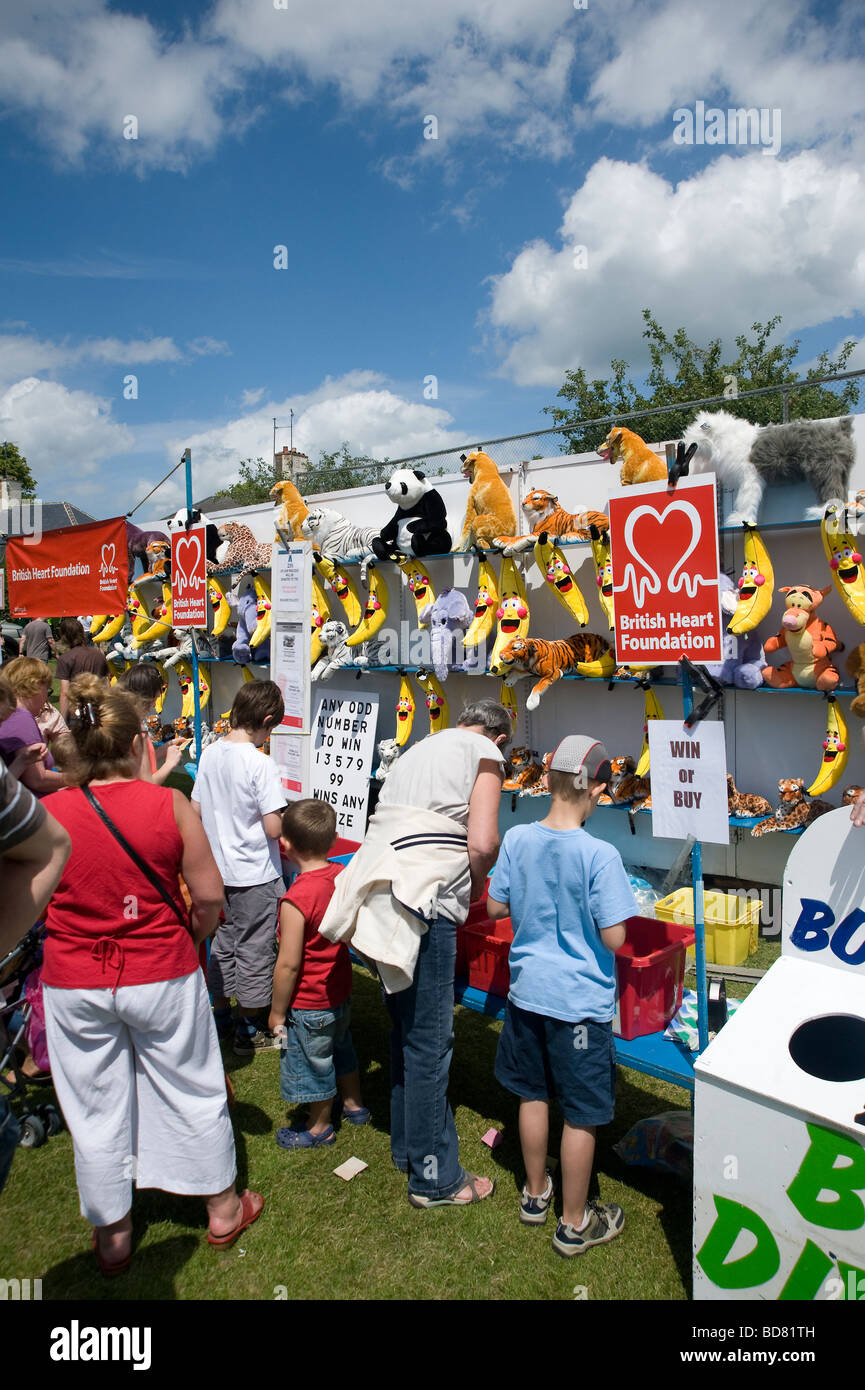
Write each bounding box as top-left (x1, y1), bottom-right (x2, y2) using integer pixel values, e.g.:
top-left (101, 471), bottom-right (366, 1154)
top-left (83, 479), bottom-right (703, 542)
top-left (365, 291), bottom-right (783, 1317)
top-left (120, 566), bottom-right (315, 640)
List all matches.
top-left (502, 746), bottom-right (546, 794)
top-left (493, 489), bottom-right (609, 554)
top-left (497, 632), bottom-right (614, 709)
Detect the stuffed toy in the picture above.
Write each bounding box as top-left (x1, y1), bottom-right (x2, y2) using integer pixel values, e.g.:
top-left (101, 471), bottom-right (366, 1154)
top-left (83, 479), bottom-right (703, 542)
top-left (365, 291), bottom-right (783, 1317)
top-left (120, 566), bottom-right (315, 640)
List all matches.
top-left (598, 428), bottom-right (667, 486)
top-left (145, 539), bottom-right (171, 578)
top-left (232, 579), bottom-right (270, 664)
top-left (821, 503), bottom-right (865, 625)
top-left (166, 509), bottom-right (226, 570)
top-left (495, 632), bottom-right (615, 708)
top-left (419, 588), bottom-right (475, 681)
top-left (726, 774), bottom-right (772, 818)
top-left (598, 756), bottom-right (650, 807)
top-left (457, 450), bottom-right (516, 550)
top-left (311, 619), bottom-right (352, 682)
top-left (126, 520), bottom-right (170, 579)
top-left (372, 469), bottom-right (451, 559)
top-left (807, 695), bottom-right (849, 796)
top-left (493, 488), bottom-right (608, 554)
top-left (215, 521), bottom-right (272, 573)
top-left (683, 410), bottom-right (855, 524)
top-left (154, 628), bottom-right (215, 669)
top-left (846, 643), bottom-right (865, 716)
top-left (762, 584), bottom-right (841, 690)
top-left (374, 738), bottom-right (401, 782)
top-left (751, 778), bottom-right (835, 836)
top-left (842, 784), bottom-right (864, 806)
top-left (502, 746), bottom-right (546, 795)
top-left (301, 505), bottom-right (378, 562)
top-left (706, 574), bottom-right (764, 689)
top-left (270, 479), bottom-right (309, 543)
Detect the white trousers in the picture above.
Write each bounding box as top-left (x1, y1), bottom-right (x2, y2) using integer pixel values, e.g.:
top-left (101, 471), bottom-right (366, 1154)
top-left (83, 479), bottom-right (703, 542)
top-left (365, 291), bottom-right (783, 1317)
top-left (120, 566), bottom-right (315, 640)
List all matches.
top-left (43, 970), bottom-right (237, 1227)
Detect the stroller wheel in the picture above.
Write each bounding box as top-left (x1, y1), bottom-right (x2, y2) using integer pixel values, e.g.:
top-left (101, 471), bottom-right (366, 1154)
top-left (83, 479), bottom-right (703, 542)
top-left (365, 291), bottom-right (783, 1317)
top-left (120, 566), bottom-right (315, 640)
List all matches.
top-left (38, 1103), bottom-right (63, 1137)
top-left (18, 1113), bottom-right (46, 1149)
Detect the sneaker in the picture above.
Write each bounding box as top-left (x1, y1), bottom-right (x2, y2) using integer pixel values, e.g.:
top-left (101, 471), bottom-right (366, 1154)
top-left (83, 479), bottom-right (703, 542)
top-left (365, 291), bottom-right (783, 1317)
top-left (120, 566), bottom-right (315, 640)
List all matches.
top-left (233, 1027), bottom-right (278, 1057)
top-left (520, 1172), bottom-right (554, 1225)
top-left (552, 1200), bottom-right (624, 1257)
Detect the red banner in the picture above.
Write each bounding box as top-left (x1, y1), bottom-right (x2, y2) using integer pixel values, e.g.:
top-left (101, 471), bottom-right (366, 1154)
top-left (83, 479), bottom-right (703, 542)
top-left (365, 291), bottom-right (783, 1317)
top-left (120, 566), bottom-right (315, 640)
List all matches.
top-left (171, 525), bottom-right (208, 628)
top-left (6, 516), bottom-right (128, 619)
top-left (608, 475), bottom-right (722, 666)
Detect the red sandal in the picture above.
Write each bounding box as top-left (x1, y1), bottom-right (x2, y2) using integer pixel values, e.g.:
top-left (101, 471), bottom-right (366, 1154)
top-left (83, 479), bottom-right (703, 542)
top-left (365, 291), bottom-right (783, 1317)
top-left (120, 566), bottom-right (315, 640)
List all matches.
top-left (91, 1230), bottom-right (132, 1277)
top-left (207, 1189), bottom-right (264, 1247)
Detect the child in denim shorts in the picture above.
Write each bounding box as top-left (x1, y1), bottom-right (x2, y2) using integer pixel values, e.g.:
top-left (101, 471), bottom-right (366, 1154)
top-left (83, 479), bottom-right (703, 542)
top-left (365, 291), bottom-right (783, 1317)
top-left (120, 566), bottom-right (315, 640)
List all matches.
top-left (269, 799), bottom-right (368, 1149)
top-left (487, 736), bottom-right (637, 1257)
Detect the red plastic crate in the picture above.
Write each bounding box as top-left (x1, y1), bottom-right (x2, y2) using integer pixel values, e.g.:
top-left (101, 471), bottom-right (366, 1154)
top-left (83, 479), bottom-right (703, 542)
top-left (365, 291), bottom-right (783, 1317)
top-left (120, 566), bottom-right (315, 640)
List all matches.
top-left (613, 915), bottom-right (695, 1041)
top-left (465, 917), bottom-right (514, 996)
top-left (331, 836), bottom-right (361, 857)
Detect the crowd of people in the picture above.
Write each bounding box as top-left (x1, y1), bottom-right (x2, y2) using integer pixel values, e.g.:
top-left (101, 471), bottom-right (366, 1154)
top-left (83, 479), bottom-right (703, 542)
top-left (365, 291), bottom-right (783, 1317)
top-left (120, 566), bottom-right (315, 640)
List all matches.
top-left (4, 622), bottom-right (864, 1278)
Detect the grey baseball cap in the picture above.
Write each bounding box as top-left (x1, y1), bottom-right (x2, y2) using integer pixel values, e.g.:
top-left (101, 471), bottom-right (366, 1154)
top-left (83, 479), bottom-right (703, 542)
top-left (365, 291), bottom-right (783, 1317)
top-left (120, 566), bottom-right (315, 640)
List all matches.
top-left (548, 735), bottom-right (612, 785)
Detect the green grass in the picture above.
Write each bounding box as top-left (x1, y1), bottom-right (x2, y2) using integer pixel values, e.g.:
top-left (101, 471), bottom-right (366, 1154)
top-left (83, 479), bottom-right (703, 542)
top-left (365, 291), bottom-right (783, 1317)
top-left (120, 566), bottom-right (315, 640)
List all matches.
top-left (1, 966), bottom-right (694, 1301)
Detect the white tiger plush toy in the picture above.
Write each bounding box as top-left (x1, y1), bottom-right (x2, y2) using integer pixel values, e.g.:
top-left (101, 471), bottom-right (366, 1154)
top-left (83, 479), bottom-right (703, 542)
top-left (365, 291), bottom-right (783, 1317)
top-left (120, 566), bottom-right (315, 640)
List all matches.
top-left (301, 506), bottom-right (378, 563)
top-left (374, 737), bottom-right (401, 782)
top-left (311, 619), bottom-right (352, 682)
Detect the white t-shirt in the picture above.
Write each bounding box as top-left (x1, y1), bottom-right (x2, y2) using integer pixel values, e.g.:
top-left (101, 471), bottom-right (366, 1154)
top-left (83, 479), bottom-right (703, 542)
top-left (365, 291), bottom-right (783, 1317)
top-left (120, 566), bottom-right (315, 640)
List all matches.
top-left (192, 739), bottom-right (287, 887)
top-left (378, 728), bottom-right (505, 827)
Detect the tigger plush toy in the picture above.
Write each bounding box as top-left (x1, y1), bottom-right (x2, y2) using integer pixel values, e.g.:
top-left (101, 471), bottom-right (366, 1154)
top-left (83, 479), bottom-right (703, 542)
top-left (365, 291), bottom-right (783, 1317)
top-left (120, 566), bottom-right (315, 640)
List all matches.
top-left (762, 584), bottom-right (842, 691)
top-left (495, 632), bottom-right (615, 708)
top-left (494, 489), bottom-right (608, 554)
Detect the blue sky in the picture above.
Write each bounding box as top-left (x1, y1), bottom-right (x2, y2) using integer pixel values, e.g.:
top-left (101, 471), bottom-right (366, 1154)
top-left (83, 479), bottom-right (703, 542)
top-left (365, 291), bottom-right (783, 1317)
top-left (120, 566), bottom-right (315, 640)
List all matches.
top-left (0, 0), bottom-right (863, 517)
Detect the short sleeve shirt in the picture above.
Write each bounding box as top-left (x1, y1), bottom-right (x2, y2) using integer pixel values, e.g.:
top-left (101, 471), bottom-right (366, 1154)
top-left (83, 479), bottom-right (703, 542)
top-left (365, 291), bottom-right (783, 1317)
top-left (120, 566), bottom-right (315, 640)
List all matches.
top-left (21, 620), bottom-right (52, 661)
top-left (192, 739), bottom-right (287, 886)
top-left (0, 708), bottom-right (56, 790)
top-left (377, 728), bottom-right (505, 826)
top-left (55, 646), bottom-right (110, 682)
top-left (281, 863), bottom-right (350, 1009)
top-left (0, 756), bottom-right (45, 851)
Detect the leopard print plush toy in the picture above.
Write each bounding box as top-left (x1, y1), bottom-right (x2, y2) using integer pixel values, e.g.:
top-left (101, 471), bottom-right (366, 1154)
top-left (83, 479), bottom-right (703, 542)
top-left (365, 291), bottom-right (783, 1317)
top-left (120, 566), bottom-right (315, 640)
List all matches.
top-left (726, 774), bottom-right (772, 819)
top-left (751, 778), bottom-right (834, 836)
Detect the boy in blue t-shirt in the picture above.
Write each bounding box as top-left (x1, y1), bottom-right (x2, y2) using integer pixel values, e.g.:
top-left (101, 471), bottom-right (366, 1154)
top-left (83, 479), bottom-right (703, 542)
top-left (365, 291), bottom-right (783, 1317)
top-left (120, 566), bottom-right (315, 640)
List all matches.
top-left (487, 735), bottom-right (637, 1258)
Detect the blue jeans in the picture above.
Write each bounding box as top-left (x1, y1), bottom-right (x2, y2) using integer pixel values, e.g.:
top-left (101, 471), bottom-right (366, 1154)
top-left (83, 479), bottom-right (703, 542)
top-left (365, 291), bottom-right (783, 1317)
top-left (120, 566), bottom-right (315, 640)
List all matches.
top-left (384, 915), bottom-right (467, 1200)
top-left (280, 999), bottom-right (358, 1105)
top-left (0, 1097), bottom-right (20, 1196)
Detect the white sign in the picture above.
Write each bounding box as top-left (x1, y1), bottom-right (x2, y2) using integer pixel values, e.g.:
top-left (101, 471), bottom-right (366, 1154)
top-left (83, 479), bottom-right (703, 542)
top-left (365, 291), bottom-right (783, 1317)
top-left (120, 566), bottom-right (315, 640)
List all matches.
top-left (270, 731), bottom-right (309, 798)
top-left (273, 620), bottom-right (308, 731)
top-left (310, 688), bottom-right (379, 837)
top-left (648, 719), bottom-right (729, 845)
top-left (782, 808), bottom-right (865, 973)
top-left (274, 542), bottom-right (307, 616)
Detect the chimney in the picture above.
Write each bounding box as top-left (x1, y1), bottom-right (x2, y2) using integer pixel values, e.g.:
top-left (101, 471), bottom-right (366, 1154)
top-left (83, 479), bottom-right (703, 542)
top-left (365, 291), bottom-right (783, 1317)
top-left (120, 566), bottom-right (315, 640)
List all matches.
top-left (0, 477), bottom-right (22, 509)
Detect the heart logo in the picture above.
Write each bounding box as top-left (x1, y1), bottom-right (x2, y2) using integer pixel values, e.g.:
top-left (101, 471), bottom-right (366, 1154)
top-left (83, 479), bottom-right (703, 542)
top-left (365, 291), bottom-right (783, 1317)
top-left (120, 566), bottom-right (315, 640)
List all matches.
top-left (615, 500), bottom-right (713, 605)
top-left (174, 534), bottom-right (202, 597)
top-left (100, 543), bottom-right (116, 575)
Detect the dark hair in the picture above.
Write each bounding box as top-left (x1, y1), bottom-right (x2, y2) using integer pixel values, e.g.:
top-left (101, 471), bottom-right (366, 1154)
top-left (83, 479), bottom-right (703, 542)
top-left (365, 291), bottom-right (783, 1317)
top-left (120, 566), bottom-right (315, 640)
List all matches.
top-left (63, 673), bottom-right (142, 786)
top-left (117, 663), bottom-right (164, 707)
top-left (281, 798), bottom-right (337, 854)
top-left (59, 617), bottom-right (87, 648)
top-left (230, 679), bottom-right (284, 733)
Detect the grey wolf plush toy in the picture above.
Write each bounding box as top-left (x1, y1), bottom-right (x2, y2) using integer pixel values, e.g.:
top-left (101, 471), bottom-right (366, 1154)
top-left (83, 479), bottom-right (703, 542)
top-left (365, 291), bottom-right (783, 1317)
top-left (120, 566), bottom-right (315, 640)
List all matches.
top-left (706, 574), bottom-right (764, 689)
top-left (419, 588), bottom-right (474, 681)
top-left (166, 509), bottom-right (227, 570)
top-left (684, 410), bottom-right (855, 524)
top-left (301, 506), bottom-right (378, 563)
top-left (372, 469), bottom-right (451, 559)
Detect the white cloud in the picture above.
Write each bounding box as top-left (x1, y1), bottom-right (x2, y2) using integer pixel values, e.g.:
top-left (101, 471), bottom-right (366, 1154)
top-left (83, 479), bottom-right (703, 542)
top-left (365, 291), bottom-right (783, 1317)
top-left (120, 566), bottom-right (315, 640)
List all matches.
top-left (240, 387), bottom-right (266, 407)
top-left (0, 377), bottom-right (134, 497)
top-left (487, 152), bottom-right (865, 386)
top-left (0, 333), bottom-right (229, 389)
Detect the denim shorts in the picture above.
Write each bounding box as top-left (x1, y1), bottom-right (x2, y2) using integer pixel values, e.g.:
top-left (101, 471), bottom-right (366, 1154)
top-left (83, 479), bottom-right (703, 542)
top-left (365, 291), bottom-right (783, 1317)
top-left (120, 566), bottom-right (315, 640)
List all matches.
top-left (494, 1000), bottom-right (616, 1127)
top-left (279, 999), bottom-right (358, 1105)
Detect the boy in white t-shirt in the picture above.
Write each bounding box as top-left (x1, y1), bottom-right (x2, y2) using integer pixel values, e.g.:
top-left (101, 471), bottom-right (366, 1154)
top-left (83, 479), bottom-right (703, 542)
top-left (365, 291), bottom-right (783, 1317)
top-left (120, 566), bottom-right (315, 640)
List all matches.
top-left (192, 680), bottom-right (287, 1055)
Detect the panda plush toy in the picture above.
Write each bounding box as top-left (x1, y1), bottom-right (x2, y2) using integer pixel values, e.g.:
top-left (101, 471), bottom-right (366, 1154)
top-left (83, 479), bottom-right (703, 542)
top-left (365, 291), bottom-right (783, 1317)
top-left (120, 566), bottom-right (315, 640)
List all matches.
top-left (372, 469), bottom-right (451, 559)
top-left (166, 508), bottom-right (225, 568)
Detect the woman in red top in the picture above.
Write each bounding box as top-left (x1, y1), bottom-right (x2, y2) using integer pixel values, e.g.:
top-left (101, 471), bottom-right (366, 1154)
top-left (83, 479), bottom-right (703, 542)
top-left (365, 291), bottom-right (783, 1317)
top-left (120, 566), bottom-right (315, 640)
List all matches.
top-left (41, 673), bottom-right (263, 1275)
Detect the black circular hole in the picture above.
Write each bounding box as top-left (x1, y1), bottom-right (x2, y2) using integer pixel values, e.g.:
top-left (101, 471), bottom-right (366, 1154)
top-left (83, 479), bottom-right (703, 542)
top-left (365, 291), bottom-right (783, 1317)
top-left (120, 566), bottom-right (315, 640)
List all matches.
top-left (788, 1015), bottom-right (865, 1083)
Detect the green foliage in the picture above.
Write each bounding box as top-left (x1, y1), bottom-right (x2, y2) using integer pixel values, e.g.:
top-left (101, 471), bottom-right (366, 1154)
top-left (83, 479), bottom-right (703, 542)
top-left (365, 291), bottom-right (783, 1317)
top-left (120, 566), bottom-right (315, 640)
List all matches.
top-left (0, 441), bottom-right (37, 497)
top-left (213, 457), bottom-right (277, 506)
top-left (296, 443), bottom-right (391, 495)
top-left (546, 312), bottom-right (861, 454)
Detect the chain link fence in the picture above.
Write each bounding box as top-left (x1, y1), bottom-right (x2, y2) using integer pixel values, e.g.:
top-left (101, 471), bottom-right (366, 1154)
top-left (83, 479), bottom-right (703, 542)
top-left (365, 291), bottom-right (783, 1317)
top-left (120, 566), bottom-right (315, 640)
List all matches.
top-left (294, 368), bottom-right (863, 494)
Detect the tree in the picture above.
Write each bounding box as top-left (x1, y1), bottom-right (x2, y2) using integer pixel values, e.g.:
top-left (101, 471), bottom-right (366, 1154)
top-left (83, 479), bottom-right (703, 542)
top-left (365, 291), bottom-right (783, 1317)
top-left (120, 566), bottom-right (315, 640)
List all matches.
top-left (213, 457), bottom-right (277, 506)
top-left (545, 312), bottom-right (861, 454)
top-left (291, 444), bottom-right (391, 495)
top-left (0, 442), bottom-right (37, 497)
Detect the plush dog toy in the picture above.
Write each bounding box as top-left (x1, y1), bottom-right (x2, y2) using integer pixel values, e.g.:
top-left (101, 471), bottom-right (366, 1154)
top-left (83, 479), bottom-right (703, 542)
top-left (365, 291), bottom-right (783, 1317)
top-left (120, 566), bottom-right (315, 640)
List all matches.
top-left (599, 428), bottom-right (667, 486)
top-left (419, 588), bottom-right (475, 681)
top-left (457, 450), bottom-right (516, 549)
top-left (846, 643), bottom-right (865, 716)
top-left (166, 509), bottom-right (226, 570)
top-left (301, 506), bottom-right (378, 563)
top-left (762, 584), bottom-right (841, 690)
top-left (372, 469), bottom-right (451, 559)
top-left (684, 410), bottom-right (856, 524)
top-left (493, 489), bottom-right (608, 554)
top-left (270, 480), bottom-right (309, 543)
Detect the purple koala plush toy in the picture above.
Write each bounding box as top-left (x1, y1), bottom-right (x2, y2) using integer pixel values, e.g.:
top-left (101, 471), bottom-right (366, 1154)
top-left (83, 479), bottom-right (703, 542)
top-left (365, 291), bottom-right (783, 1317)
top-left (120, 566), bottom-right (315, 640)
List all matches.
top-left (419, 588), bottom-right (474, 681)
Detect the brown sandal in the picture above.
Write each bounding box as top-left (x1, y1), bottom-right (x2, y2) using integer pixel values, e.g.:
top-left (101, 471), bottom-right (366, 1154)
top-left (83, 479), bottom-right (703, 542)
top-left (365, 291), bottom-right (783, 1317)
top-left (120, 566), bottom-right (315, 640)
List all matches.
top-left (207, 1189), bottom-right (264, 1247)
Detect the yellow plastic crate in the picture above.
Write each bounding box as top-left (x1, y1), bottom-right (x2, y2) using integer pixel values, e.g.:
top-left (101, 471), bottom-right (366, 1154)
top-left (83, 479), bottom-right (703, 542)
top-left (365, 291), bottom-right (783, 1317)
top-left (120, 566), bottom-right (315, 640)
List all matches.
top-left (654, 888), bottom-right (761, 967)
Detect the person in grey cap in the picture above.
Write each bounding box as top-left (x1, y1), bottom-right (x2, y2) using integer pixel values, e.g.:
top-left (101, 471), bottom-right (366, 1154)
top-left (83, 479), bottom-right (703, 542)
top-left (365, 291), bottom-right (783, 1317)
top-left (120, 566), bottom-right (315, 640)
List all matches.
top-left (486, 734), bottom-right (638, 1257)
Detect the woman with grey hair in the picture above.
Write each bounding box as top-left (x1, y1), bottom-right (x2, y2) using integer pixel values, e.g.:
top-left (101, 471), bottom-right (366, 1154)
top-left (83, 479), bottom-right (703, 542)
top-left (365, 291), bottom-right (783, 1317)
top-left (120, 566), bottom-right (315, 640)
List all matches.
top-left (320, 699), bottom-right (511, 1206)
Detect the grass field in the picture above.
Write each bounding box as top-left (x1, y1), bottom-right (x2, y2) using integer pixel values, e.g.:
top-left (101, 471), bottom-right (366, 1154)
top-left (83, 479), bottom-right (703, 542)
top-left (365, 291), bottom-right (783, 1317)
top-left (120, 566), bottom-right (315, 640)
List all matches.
top-left (1, 964), bottom-right (697, 1302)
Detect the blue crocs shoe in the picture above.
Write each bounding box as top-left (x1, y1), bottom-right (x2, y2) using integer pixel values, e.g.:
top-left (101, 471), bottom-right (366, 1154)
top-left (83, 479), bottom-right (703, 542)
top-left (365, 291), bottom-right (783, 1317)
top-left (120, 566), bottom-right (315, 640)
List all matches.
top-left (275, 1125), bottom-right (336, 1150)
top-left (332, 1096), bottom-right (371, 1126)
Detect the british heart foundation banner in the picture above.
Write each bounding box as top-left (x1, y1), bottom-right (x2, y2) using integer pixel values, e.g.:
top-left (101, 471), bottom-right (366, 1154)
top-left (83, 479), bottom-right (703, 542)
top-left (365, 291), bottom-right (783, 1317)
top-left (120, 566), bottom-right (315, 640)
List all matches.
top-left (6, 516), bottom-right (128, 618)
top-left (608, 474), bottom-right (722, 666)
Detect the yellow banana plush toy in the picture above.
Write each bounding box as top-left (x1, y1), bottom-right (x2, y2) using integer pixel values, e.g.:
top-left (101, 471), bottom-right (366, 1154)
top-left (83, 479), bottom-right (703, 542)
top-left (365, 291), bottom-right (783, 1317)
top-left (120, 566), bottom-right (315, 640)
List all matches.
top-left (91, 609), bottom-right (127, 644)
top-left (590, 529), bottom-right (615, 631)
top-left (105, 653), bottom-right (129, 685)
top-left (345, 564), bottom-right (389, 648)
top-left (575, 644), bottom-right (616, 679)
top-left (500, 680), bottom-right (518, 731)
top-left (176, 659), bottom-right (211, 718)
top-left (463, 553), bottom-right (500, 652)
top-left (132, 581), bottom-right (173, 649)
top-left (415, 667), bottom-right (449, 734)
top-left (315, 552), bottom-right (363, 628)
top-left (821, 503), bottom-right (865, 626)
top-left (635, 685), bottom-right (665, 778)
top-left (208, 576), bottom-right (232, 639)
top-left (808, 696), bottom-right (849, 795)
top-left (394, 673), bottom-right (416, 747)
top-left (488, 558), bottom-right (530, 673)
top-left (728, 525), bottom-right (774, 635)
top-left (534, 535), bottom-right (589, 625)
top-left (250, 574), bottom-right (272, 650)
top-left (311, 574), bottom-right (331, 666)
top-left (398, 557), bottom-right (436, 626)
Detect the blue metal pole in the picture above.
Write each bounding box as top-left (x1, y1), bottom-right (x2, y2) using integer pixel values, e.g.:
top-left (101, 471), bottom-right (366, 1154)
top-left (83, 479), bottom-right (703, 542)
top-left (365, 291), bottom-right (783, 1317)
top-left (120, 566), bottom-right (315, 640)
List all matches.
top-left (681, 665), bottom-right (710, 1053)
top-left (184, 448), bottom-right (203, 766)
